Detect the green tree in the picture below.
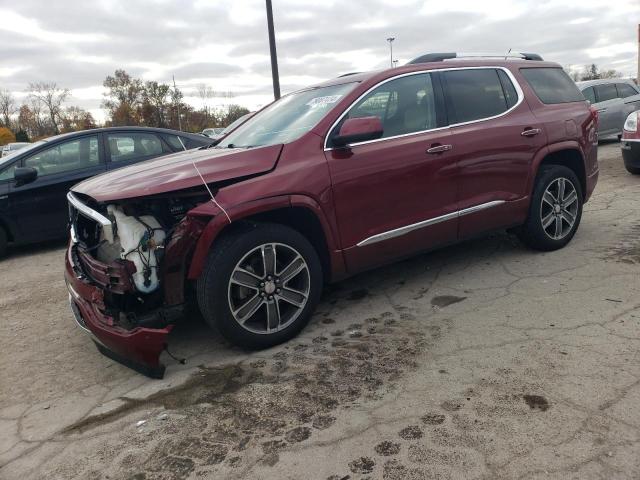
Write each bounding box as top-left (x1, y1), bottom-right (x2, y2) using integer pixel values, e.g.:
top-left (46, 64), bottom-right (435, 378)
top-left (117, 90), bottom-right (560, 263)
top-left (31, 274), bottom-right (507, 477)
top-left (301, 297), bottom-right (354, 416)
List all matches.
top-left (102, 70), bottom-right (143, 126)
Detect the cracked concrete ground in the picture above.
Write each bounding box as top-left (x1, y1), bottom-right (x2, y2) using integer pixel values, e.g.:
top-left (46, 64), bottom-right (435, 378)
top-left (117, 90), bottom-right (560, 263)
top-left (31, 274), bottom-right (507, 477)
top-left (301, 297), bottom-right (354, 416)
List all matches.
top-left (1, 142), bottom-right (639, 479)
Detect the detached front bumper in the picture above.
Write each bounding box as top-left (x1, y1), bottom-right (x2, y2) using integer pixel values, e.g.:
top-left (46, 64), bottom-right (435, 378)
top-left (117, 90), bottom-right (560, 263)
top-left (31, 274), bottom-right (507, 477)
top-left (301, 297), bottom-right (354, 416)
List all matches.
top-left (65, 243), bottom-right (171, 378)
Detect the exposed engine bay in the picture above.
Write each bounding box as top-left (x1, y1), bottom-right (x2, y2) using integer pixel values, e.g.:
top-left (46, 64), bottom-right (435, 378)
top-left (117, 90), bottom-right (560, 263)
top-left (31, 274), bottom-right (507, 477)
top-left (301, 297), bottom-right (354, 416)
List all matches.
top-left (70, 191), bottom-right (210, 330)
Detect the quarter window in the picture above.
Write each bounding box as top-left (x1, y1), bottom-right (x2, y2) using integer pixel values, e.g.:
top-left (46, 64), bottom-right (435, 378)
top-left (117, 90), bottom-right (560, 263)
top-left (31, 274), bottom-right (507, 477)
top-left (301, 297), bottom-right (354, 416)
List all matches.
top-left (593, 83), bottom-right (617, 102)
top-left (337, 73), bottom-right (438, 141)
top-left (23, 136), bottom-right (99, 176)
top-left (444, 69), bottom-right (513, 123)
top-left (520, 68), bottom-right (584, 104)
top-left (616, 83), bottom-right (639, 98)
top-left (582, 86), bottom-right (596, 104)
top-left (106, 132), bottom-right (169, 163)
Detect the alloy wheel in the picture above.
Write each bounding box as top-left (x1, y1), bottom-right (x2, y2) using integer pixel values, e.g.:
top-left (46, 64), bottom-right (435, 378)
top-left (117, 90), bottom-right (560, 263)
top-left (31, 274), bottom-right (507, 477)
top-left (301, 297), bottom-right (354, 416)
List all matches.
top-left (227, 243), bottom-right (311, 334)
top-left (540, 177), bottom-right (579, 240)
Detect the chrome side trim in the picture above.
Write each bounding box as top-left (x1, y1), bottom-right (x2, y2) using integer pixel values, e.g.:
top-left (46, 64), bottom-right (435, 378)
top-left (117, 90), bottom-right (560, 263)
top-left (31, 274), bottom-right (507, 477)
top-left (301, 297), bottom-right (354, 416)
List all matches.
top-left (67, 192), bottom-right (114, 243)
top-left (356, 200), bottom-right (506, 247)
top-left (323, 66), bottom-right (525, 151)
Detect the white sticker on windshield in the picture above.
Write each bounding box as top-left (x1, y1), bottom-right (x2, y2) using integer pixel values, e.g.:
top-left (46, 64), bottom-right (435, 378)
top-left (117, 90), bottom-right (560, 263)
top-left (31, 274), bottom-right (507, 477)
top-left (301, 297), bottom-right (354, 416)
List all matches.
top-left (306, 95), bottom-right (343, 108)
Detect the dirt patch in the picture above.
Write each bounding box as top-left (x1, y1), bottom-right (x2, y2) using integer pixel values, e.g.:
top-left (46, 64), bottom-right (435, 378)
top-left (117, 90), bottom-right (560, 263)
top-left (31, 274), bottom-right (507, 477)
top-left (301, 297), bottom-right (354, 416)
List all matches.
top-left (600, 224), bottom-right (640, 264)
top-left (349, 456), bottom-right (375, 474)
top-left (52, 309), bottom-right (428, 479)
top-left (431, 295), bottom-right (467, 308)
top-left (523, 394), bottom-right (550, 412)
top-left (398, 425), bottom-right (423, 440)
top-left (347, 289), bottom-right (369, 301)
top-left (375, 440), bottom-right (401, 456)
top-left (421, 413), bottom-right (446, 425)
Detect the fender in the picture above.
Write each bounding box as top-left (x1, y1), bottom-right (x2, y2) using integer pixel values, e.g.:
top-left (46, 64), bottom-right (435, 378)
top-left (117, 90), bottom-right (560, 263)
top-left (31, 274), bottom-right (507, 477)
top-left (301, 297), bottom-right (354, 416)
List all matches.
top-left (525, 140), bottom-right (585, 197)
top-left (186, 194), bottom-right (347, 281)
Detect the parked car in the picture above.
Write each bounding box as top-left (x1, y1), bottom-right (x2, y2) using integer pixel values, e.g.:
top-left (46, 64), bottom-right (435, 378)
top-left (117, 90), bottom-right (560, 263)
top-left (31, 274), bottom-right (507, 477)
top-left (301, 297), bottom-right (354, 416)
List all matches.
top-left (0, 127), bottom-right (211, 256)
top-left (577, 79), bottom-right (640, 139)
top-left (1, 142), bottom-right (30, 157)
top-left (65, 53), bottom-right (598, 377)
top-left (202, 128), bottom-right (225, 138)
top-left (621, 110), bottom-right (640, 174)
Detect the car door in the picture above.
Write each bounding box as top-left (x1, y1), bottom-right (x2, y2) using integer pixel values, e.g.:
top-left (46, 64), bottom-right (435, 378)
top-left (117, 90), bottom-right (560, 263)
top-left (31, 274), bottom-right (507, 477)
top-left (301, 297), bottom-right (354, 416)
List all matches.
top-left (7, 133), bottom-right (105, 242)
top-left (593, 83), bottom-right (623, 136)
top-left (104, 131), bottom-right (174, 170)
top-left (325, 71), bottom-right (458, 272)
top-left (616, 83), bottom-right (640, 125)
top-left (441, 67), bottom-right (546, 239)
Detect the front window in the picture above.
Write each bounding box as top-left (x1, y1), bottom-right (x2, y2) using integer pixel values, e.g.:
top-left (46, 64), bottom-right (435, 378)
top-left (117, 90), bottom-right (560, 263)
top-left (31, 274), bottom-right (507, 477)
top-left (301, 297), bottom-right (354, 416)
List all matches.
top-left (217, 82), bottom-right (357, 148)
top-left (24, 135), bottom-right (99, 176)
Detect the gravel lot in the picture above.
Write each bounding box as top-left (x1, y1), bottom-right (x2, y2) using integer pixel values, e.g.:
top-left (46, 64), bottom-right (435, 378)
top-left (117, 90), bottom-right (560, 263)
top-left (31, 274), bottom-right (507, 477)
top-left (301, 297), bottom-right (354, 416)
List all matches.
top-left (1, 142), bottom-right (639, 480)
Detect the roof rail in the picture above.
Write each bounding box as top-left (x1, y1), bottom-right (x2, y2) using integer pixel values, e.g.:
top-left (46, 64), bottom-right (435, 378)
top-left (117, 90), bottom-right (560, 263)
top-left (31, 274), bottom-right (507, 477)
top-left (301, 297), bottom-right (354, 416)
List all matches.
top-left (338, 72), bottom-right (361, 77)
top-left (406, 52), bottom-right (543, 65)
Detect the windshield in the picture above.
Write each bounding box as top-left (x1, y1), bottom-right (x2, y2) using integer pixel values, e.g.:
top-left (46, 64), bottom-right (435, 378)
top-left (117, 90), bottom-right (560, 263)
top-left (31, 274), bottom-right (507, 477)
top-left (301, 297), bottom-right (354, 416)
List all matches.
top-left (217, 82), bottom-right (357, 148)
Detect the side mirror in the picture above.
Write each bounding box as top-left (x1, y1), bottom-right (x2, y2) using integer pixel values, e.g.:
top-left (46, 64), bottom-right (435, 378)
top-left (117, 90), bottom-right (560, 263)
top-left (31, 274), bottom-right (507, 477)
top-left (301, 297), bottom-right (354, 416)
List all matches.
top-left (14, 167), bottom-right (38, 187)
top-left (333, 116), bottom-right (384, 147)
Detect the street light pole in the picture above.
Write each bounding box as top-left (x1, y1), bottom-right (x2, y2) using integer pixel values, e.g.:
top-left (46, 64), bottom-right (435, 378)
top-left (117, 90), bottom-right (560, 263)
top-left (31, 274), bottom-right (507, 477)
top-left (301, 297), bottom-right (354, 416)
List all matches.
top-left (386, 37), bottom-right (395, 68)
top-left (266, 0), bottom-right (281, 100)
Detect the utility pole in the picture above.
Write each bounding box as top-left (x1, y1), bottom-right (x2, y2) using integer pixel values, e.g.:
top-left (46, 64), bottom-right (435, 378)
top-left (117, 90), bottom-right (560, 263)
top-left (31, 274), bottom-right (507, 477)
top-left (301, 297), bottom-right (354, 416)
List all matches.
top-left (173, 75), bottom-right (182, 131)
top-left (386, 37), bottom-right (395, 68)
top-left (266, 0), bottom-right (281, 100)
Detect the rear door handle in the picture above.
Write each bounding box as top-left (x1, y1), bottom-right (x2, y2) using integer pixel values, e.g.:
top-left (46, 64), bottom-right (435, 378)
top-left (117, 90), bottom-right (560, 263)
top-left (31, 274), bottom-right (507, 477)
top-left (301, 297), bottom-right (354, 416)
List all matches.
top-left (597, 108), bottom-right (607, 113)
top-left (521, 128), bottom-right (541, 137)
top-left (426, 144), bottom-right (452, 154)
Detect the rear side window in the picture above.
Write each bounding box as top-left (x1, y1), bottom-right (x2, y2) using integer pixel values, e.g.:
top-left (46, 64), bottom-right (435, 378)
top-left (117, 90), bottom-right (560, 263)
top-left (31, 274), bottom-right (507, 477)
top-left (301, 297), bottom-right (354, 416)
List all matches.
top-left (106, 132), bottom-right (170, 163)
top-left (582, 86), bottom-right (596, 104)
top-left (443, 69), bottom-right (513, 123)
top-left (616, 83), bottom-right (639, 98)
top-left (520, 68), bottom-right (584, 104)
top-left (594, 83), bottom-right (617, 102)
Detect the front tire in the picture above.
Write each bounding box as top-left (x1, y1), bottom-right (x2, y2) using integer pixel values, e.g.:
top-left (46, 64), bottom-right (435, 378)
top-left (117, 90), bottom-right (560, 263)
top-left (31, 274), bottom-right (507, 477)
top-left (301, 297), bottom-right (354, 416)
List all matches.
top-left (517, 165), bottom-right (583, 251)
top-left (625, 164), bottom-right (640, 175)
top-left (196, 223), bottom-right (323, 349)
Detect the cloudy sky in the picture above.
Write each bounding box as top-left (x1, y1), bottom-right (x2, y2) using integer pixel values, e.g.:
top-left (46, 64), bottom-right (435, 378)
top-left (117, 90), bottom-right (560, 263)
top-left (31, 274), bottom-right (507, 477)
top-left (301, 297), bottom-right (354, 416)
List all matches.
top-left (0, 0), bottom-right (638, 123)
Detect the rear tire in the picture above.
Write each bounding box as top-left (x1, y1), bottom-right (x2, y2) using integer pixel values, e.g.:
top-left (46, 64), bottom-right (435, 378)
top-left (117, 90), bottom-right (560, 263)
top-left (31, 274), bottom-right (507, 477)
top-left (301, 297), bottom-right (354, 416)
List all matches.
top-left (517, 165), bottom-right (583, 251)
top-left (196, 222), bottom-right (323, 349)
top-left (0, 227), bottom-right (7, 258)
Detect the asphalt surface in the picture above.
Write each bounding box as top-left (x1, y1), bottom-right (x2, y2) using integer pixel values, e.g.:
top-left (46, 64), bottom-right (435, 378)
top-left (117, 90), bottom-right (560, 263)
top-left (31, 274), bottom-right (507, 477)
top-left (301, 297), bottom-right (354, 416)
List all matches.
top-left (1, 142), bottom-right (639, 479)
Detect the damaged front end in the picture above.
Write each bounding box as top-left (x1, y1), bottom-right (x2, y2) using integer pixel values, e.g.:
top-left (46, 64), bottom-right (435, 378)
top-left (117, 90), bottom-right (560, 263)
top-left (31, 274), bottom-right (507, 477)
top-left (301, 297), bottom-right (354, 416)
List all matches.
top-left (65, 190), bottom-right (208, 378)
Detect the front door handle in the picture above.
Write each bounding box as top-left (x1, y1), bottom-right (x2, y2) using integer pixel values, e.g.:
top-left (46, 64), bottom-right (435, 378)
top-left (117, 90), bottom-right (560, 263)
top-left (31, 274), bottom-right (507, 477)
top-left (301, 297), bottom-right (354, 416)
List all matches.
top-left (426, 144), bottom-right (452, 154)
top-left (597, 108), bottom-right (607, 113)
top-left (521, 128), bottom-right (541, 137)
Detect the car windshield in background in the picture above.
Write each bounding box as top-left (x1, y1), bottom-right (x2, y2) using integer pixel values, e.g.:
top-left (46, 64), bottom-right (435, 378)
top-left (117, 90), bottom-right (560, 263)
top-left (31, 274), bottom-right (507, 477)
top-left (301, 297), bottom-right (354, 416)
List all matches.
top-left (520, 68), bottom-right (585, 104)
top-left (0, 140), bottom-right (46, 166)
top-left (217, 82), bottom-right (357, 148)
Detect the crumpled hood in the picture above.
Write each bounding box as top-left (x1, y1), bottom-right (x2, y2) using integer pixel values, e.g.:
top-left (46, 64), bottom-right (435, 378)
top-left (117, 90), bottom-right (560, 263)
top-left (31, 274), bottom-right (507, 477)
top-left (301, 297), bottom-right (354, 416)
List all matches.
top-left (72, 144), bottom-right (283, 202)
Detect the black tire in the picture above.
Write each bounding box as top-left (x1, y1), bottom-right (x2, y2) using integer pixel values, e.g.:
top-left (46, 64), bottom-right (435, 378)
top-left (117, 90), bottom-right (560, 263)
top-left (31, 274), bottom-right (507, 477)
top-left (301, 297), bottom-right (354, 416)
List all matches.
top-left (196, 222), bottom-right (323, 349)
top-left (0, 226), bottom-right (7, 258)
top-left (517, 165), bottom-right (583, 251)
top-left (624, 164), bottom-right (640, 175)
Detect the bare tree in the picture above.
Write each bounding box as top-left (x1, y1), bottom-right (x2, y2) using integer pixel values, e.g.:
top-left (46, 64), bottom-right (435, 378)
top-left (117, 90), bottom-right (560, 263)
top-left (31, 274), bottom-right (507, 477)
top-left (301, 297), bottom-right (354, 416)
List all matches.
top-left (28, 82), bottom-right (70, 134)
top-left (0, 89), bottom-right (17, 127)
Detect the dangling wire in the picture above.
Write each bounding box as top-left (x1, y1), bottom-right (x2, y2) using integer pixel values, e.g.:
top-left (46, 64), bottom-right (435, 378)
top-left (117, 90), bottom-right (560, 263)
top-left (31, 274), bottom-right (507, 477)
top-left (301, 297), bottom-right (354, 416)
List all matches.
top-left (191, 161), bottom-right (231, 224)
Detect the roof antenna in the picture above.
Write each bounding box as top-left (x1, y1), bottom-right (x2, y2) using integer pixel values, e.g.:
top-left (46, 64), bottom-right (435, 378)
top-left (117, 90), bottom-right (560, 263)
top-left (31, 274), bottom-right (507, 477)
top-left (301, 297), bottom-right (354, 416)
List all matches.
top-left (504, 48), bottom-right (512, 61)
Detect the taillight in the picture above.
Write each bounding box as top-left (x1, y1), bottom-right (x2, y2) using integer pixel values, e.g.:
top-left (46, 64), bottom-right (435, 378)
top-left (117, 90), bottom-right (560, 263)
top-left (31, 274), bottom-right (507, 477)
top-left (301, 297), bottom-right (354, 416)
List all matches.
top-left (623, 111), bottom-right (638, 132)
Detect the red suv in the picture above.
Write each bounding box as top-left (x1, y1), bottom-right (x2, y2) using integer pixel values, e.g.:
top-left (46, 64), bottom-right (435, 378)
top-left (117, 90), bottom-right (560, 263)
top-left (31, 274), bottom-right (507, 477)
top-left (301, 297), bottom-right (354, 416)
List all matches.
top-left (65, 53), bottom-right (599, 377)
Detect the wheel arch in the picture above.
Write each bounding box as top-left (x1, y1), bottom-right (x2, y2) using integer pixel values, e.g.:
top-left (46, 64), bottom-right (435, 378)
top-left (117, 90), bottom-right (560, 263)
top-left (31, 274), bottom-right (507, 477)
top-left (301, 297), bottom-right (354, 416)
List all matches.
top-left (187, 195), bottom-right (345, 282)
top-left (532, 143), bottom-right (587, 199)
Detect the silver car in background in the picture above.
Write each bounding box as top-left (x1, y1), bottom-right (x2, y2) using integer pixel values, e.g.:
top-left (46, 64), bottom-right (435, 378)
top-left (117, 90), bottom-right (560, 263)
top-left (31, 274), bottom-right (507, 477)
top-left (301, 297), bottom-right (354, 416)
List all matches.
top-left (577, 79), bottom-right (640, 139)
top-left (1, 142), bottom-right (30, 157)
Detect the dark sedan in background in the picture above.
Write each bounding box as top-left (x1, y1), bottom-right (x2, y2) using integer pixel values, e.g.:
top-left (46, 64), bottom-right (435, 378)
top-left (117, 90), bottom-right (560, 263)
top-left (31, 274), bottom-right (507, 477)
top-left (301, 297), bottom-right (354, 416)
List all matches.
top-left (0, 126), bottom-right (211, 256)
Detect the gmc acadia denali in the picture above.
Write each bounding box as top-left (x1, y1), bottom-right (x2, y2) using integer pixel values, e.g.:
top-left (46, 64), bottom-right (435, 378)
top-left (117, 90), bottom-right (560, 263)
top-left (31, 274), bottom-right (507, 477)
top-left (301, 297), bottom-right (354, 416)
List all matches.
top-left (65, 53), bottom-right (599, 377)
